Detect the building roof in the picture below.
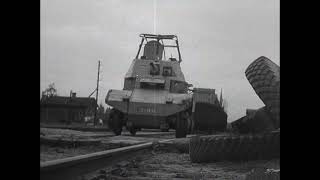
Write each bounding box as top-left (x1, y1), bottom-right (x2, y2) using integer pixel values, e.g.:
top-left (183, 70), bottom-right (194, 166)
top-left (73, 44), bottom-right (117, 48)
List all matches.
top-left (40, 95), bottom-right (96, 108)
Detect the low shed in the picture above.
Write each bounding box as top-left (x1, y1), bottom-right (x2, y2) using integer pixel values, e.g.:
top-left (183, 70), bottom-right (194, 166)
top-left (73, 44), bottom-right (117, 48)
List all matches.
top-left (40, 93), bottom-right (96, 124)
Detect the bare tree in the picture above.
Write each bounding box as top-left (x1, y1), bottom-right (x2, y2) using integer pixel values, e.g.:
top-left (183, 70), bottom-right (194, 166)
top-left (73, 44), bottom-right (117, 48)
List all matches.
top-left (42, 83), bottom-right (58, 97)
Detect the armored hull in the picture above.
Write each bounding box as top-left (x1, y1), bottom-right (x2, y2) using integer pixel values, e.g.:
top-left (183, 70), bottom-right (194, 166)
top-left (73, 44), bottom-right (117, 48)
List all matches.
top-left (107, 89), bottom-right (192, 129)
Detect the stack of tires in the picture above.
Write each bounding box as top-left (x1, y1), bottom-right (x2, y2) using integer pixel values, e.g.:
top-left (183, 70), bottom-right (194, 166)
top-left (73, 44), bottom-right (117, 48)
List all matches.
top-left (189, 56), bottom-right (280, 163)
top-left (245, 56), bottom-right (280, 128)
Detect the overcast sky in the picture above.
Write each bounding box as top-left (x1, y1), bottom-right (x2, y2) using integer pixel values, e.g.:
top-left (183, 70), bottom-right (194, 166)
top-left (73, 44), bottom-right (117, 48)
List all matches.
top-left (40, 0), bottom-right (279, 122)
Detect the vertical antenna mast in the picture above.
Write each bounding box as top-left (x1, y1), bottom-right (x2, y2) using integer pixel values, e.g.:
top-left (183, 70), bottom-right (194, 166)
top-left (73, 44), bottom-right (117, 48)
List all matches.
top-left (94, 60), bottom-right (101, 126)
top-left (153, 0), bottom-right (157, 34)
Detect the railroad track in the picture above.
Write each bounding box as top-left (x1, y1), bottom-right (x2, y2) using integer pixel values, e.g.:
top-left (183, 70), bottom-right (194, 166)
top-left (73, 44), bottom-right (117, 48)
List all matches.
top-left (40, 139), bottom-right (174, 180)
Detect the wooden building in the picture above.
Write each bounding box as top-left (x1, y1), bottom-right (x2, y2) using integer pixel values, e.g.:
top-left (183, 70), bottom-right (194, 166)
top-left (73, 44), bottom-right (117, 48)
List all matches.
top-left (40, 92), bottom-right (96, 124)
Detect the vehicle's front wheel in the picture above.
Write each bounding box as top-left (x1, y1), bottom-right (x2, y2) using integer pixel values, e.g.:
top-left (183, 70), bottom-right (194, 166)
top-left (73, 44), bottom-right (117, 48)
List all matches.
top-left (108, 109), bottom-right (123, 136)
top-left (129, 128), bottom-right (137, 136)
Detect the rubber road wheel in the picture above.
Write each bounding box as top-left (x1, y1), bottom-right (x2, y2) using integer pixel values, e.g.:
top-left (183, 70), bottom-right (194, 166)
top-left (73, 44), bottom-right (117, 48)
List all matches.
top-left (175, 112), bottom-right (188, 138)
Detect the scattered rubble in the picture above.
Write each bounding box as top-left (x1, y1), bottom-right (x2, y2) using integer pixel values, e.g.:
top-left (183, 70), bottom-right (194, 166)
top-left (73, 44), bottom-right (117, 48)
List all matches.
top-left (84, 150), bottom-right (279, 180)
top-left (245, 168), bottom-right (280, 180)
top-left (40, 128), bottom-right (176, 162)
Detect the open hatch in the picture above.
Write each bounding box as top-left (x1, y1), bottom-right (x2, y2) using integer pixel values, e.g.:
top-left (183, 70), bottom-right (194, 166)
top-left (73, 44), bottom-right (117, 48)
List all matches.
top-left (135, 34), bottom-right (182, 63)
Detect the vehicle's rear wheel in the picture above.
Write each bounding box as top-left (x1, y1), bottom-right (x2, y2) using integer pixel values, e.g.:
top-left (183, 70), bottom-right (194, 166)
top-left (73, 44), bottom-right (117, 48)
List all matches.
top-left (108, 109), bottom-right (123, 136)
top-left (175, 111), bottom-right (188, 138)
top-left (126, 121), bottom-right (137, 136)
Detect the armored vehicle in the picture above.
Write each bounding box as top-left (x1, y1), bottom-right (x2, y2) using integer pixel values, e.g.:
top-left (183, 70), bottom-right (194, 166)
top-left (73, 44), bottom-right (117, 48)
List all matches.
top-left (105, 34), bottom-right (227, 138)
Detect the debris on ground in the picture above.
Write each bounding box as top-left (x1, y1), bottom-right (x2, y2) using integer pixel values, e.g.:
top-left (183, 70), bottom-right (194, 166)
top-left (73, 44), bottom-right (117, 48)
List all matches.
top-left (83, 149), bottom-right (279, 180)
top-left (245, 168), bottom-right (280, 180)
top-left (40, 128), bottom-right (176, 162)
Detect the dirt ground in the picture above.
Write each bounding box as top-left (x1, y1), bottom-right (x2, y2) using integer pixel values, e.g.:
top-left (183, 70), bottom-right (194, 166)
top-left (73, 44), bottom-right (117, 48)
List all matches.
top-left (84, 148), bottom-right (279, 180)
top-left (41, 128), bottom-right (279, 179)
top-left (40, 128), bottom-right (112, 139)
top-left (40, 128), bottom-right (175, 162)
top-left (40, 144), bottom-right (108, 162)
top-left (40, 128), bottom-right (175, 140)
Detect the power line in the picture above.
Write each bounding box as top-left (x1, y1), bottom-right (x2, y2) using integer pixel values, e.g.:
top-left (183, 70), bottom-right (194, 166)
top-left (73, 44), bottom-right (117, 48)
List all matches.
top-left (88, 88), bottom-right (96, 98)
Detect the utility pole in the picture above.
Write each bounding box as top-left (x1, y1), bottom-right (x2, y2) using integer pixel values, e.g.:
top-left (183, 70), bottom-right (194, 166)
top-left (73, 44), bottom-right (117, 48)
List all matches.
top-left (94, 60), bottom-right (101, 126)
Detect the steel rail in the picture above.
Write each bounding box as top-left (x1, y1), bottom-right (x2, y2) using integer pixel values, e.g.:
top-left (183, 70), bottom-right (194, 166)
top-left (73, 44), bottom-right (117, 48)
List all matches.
top-left (40, 139), bottom-right (173, 180)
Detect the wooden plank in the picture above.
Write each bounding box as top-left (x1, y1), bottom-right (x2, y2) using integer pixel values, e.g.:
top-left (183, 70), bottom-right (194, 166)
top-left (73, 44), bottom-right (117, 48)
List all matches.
top-left (40, 139), bottom-right (174, 180)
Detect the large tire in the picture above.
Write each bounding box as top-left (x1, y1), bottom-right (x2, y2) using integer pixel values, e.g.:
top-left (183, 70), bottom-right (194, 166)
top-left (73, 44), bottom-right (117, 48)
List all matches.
top-left (245, 56), bottom-right (280, 128)
top-left (107, 109), bottom-right (123, 136)
top-left (175, 112), bottom-right (188, 138)
top-left (189, 131), bottom-right (280, 163)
